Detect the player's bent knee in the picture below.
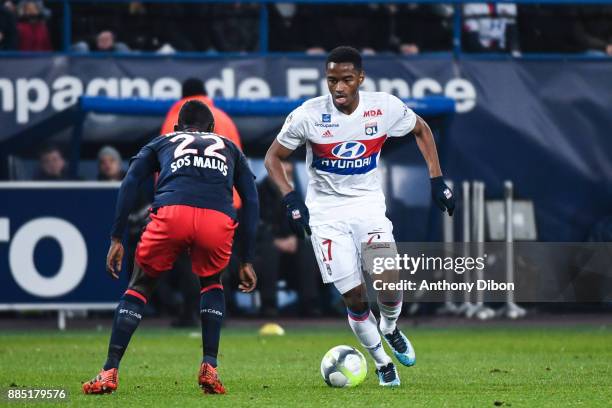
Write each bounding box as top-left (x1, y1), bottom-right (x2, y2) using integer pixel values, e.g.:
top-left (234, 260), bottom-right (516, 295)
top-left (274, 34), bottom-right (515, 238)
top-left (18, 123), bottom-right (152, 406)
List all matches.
top-left (128, 262), bottom-right (159, 299)
top-left (342, 284), bottom-right (368, 314)
top-left (345, 301), bottom-right (369, 315)
top-left (128, 281), bottom-right (156, 300)
top-left (199, 272), bottom-right (222, 289)
top-left (343, 283), bottom-right (365, 298)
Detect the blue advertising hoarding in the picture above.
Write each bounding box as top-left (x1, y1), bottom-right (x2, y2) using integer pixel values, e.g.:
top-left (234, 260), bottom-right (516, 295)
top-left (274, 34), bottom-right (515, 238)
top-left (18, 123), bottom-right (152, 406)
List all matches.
top-left (0, 182), bottom-right (126, 308)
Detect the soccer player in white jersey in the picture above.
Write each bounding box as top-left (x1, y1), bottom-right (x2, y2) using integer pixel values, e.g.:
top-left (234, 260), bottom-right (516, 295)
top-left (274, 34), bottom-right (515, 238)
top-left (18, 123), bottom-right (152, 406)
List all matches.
top-left (264, 46), bottom-right (455, 386)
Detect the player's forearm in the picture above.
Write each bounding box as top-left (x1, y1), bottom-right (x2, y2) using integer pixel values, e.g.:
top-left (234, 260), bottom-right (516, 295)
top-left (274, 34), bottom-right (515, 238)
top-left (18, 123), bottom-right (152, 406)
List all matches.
top-left (110, 159), bottom-right (150, 239)
top-left (413, 116), bottom-right (443, 178)
top-left (240, 195), bottom-right (259, 263)
top-left (235, 171), bottom-right (260, 263)
top-left (265, 156), bottom-right (293, 196)
top-left (110, 175), bottom-right (140, 239)
top-left (264, 144), bottom-right (294, 196)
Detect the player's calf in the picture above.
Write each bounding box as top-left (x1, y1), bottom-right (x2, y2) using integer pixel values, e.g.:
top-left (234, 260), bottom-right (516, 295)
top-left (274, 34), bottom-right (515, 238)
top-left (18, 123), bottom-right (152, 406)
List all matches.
top-left (377, 298), bottom-right (402, 334)
top-left (346, 307), bottom-right (394, 369)
top-left (199, 279), bottom-right (225, 369)
top-left (343, 285), bottom-right (393, 369)
top-left (103, 289), bottom-right (147, 370)
top-left (82, 284), bottom-right (150, 395)
top-left (377, 298), bottom-right (416, 367)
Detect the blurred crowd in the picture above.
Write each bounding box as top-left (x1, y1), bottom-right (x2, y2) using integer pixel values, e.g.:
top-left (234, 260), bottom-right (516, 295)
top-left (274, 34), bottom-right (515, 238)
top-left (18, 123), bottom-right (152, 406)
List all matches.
top-left (0, 1), bottom-right (611, 55)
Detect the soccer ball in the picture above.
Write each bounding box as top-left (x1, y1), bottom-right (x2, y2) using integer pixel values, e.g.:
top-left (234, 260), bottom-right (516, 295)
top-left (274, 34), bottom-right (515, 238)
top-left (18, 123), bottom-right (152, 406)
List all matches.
top-left (320, 345), bottom-right (367, 388)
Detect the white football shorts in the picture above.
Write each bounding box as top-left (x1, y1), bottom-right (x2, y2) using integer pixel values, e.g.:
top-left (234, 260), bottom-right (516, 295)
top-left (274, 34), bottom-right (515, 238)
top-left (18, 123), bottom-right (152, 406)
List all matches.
top-left (309, 215), bottom-right (398, 294)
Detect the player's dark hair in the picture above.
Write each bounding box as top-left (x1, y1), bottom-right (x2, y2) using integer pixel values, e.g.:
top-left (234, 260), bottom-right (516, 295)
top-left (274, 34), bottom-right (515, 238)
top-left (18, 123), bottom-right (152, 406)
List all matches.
top-left (182, 78), bottom-right (207, 97)
top-left (176, 100), bottom-right (215, 132)
top-left (326, 46), bottom-right (362, 71)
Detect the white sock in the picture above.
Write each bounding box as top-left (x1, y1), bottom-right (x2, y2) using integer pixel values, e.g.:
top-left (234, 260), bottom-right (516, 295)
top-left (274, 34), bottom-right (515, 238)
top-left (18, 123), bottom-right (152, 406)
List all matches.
top-left (347, 309), bottom-right (392, 369)
top-left (377, 298), bottom-right (402, 335)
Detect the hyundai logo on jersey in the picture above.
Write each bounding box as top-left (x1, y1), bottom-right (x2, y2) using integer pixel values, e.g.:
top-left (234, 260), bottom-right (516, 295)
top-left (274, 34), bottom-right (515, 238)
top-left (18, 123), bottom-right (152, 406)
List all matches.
top-left (310, 135), bottom-right (387, 175)
top-left (322, 114), bottom-right (331, 123)
top-left (331, 141), bottom-right (366, 159)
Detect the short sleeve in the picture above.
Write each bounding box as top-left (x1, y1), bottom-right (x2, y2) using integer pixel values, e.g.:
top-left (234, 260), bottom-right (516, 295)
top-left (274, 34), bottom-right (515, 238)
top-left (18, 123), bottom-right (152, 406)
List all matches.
top-left (276, 106), bottom-right (307, 150)
top-left (387, 95), bottom-right (417, 137)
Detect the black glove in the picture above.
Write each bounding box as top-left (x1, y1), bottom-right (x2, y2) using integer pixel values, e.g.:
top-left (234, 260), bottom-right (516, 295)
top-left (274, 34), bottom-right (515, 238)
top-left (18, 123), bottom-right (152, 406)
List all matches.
top-left (430, 176), bottom-right (455, 216)
top-left (282, 191), bottom-right (311, 239)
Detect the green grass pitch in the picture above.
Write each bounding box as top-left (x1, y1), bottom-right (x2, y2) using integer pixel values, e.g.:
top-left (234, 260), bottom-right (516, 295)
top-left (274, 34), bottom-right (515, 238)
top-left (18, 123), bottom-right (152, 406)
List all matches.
top-left (1, 324), bottom-right (611, 407)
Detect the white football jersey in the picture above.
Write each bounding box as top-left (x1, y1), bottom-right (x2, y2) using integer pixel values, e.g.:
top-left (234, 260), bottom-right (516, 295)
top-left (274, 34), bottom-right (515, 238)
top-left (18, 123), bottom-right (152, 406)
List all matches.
top-left (276, 91), bottom-right (417, 226)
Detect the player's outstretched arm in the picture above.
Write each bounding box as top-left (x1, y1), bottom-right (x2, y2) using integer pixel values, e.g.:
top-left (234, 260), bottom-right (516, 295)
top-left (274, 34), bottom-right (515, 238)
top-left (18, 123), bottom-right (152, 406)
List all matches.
top-left (110, 156), bottom-right (155, 240)
top-left (264, 140), bottom-right (295, 196)
top-left (412, 115), bottom-right (442, 179)
top-left (264, 141), bottom-right (311, 238)
top-left (234, 150), bottom-right (260, 291)
top-left (412, 115), bottom-right (456, 215)
top-left (107, 152), bottom-right (156, 278)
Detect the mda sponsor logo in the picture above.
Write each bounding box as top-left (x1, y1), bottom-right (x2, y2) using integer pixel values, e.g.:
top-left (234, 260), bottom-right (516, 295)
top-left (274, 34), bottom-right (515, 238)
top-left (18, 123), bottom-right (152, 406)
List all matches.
top-left (363, 109), bottom-right (383, 118)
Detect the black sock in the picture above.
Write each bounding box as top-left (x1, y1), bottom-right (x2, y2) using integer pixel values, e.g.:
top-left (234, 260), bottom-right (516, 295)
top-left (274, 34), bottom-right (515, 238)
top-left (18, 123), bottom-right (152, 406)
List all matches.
top-left (103, 290), bottom-right (147, 370)
top-left (200, 284), bottom-right (225, 368)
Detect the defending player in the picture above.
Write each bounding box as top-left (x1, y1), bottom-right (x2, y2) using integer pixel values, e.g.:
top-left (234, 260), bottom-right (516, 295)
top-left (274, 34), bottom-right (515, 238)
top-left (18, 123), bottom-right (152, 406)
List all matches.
top-left (264, 46), bottom-right (455, 387)
top-left (83, 101), bottom-right (259, 395)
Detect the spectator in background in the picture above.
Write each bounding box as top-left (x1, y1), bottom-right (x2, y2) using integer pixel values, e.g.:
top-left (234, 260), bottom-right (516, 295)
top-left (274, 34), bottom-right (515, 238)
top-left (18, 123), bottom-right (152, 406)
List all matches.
top-left (164, 3), bottom-right (212, 52)
top-left (254, 160), bottom-right (322, 317)
top-left (95, 30), bottom-right (127, 52)
top-left (573, 6), bottom-right (612, 56)
top-left (16, 0), bottom-right (51, 51)
top-left (73, 29), bottom-right (129, 52)
top-left (297, 4), bottom-right (388, 54)
top-left (517, 5), bottom-right (580, 53)
top-left (120, 2), bottom-right (200, 53)
top-left (389, 4), bottom-right (453, 55)
top-left (209, 3), bottom-right (258, 52)
top-left (268, 3), bottom-right (302, 52)
top-left (121, 1), bottom-right (151, 50)
top-left (463, 3), bottom-right (519, 54)
top-left (4, 1), bottom-right (16, 13)
top-left (34, 144), bottom-right (70, 180)
top-left (0, 2), bottom-right (18, 50)
top-left (97, 146), bottom-right (125, 181)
